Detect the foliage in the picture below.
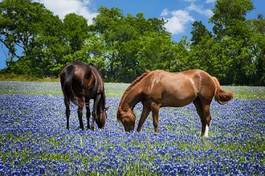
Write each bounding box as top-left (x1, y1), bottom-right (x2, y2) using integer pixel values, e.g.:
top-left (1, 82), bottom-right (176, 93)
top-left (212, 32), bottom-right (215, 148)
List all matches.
top-left (0, 0), bottom-right (69, 76)
top-left (210, 0), bottom-right (253, 38)
top-left (0, 0), bottom-right (264, 85)
top-left (189, 0), bottom-right (264, 85)
top-left (63, 13), bottom-right (89, 52)
top-left (89, 7), bottom-right (172, 82)
top-left (191, 21), bottom-right (211, 45)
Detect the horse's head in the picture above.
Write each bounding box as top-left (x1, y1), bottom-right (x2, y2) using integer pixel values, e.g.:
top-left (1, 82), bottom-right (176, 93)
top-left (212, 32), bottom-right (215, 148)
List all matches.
top-left (95, 107), bottom-right (108, 129)
top-left (117, 107), bottom-right (135, 132)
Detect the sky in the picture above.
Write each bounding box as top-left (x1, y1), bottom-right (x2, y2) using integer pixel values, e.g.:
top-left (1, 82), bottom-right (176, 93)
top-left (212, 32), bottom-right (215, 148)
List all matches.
top-left (0, 0), bottom-right (265, 69)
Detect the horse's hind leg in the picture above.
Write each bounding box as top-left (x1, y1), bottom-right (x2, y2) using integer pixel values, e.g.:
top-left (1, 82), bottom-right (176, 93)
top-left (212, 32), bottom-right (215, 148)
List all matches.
top-left (64, 97), bottom-right (70, 129)
top-left (193, 97), bottom-right (212, 137)
top-left (77, 97), bottom-right (85, 130)
top-left (202, 104), bottom-right (211, 138)
top-left (85, 98), bottom-right (91, 129)
top-left (193, 98), bottom-right (204, 136)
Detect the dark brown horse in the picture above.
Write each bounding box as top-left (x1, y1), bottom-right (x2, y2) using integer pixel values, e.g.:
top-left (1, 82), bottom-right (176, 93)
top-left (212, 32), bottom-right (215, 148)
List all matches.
top-left (117, 69), bottom-right (233, 137)
top-left (60, 61), bottom-right (107, 130)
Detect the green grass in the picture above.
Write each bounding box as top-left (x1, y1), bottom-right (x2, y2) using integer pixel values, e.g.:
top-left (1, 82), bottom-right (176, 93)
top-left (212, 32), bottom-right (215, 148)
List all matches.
top-left (0, 73), bottom-right (59, 82)
top-left (224, 86), bottom-right (265, 99)
top-left (39, 152), bottom-right (71, 162)
top-left (0, 81), bottom-right (130, 97)
top-left (0, 73), bottom-right (264, 98)
top-left (0, 81), bottom-right (264, 99)
top-left (105, 83), bottom-right (129, 97)
top-left (76, 164), bottom-right (157, 176)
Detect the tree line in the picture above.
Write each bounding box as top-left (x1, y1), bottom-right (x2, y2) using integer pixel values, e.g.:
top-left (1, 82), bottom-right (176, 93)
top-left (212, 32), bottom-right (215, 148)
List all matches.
top-left (0, 0), bottom-right (264, 85)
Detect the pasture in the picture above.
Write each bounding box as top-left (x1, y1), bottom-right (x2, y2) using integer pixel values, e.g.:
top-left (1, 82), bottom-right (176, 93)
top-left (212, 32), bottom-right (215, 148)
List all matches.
top-left (0, 81), bottom-right (264, 175)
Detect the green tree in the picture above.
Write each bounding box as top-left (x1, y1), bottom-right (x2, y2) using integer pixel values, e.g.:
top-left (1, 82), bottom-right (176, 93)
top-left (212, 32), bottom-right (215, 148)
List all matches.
top-left (191, 21), bottom-right (211, 45)
top-left (64, 35), bottom-right (109, 77)
top-left (0, 1), bottom-right (264, 85)
top-left (210, 0), bottom-right (253, 38)
top-left (0, 0), bottom-right (68, 75)
top-left (91, 7), bottom-right (170, 82)
top-left (63, 13), bottom-right (89, 52)
top-left (207, 0), bottom-right (258, 84)
top-left (248, 15), bottom-right (265, 85)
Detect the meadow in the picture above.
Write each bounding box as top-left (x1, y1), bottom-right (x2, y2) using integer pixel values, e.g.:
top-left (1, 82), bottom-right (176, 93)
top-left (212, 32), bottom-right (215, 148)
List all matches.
top-left (0, 81), bottom-right (264, 175)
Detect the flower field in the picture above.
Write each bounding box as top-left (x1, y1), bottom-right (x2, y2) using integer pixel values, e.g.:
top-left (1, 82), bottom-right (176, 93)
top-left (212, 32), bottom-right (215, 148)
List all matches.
top-left (0, 82), bottom-right (264, 175)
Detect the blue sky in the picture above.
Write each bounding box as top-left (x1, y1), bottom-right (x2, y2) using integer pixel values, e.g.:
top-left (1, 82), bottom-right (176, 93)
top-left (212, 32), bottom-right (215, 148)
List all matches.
top-left (0, 0), bottom-right (264, 69)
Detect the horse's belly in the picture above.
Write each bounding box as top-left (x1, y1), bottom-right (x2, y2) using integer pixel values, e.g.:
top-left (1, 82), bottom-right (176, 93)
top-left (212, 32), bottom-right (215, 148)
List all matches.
top-left (149, 73), bottom-right (198, 107)
top-left (162, 98), bottom-right (195, 107)
top-left (161, 88), bottom-right (197, 107)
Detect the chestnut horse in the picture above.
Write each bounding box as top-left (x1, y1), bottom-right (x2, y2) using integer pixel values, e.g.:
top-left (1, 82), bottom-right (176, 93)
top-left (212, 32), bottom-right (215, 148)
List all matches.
top-left (60, 61), bottom-right (107, 130)
top-left (117, 69), bottom-right (233, 137)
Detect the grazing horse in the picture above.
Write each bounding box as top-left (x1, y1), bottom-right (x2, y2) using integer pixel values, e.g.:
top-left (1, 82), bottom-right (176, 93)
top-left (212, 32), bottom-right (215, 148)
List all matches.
top-left (117, 69), bottom-right (233, 137)
top-left (60, 61), bottom-right (107, 130)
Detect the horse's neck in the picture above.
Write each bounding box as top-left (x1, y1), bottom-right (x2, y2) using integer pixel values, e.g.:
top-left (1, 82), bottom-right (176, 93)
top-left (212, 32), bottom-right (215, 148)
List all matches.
top-left (120, 87), bottom-right (142, 111)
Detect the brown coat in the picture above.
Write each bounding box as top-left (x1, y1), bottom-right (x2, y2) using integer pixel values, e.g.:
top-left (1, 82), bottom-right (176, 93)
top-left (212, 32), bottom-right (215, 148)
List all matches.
top-left (117, 69), bottom-right (233, 137)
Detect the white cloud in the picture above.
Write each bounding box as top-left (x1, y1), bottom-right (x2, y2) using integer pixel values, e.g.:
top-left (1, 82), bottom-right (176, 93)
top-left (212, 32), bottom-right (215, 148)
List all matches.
top-left (160, 9), bottom-right (170, 17)
top-left (161, 9), bottom-right (194, 34)
top-left (187, 2), bottom-right (213, 17)
top-left (35, 0), bottom-right (97, 24)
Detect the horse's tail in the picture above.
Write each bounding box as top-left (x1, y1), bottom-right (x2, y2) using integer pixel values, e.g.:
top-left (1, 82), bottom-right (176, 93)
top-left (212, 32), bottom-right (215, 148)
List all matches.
top-left (60, 65), bottom-right (76, 104)
top-left (212, 76), bottom-right (233, 105)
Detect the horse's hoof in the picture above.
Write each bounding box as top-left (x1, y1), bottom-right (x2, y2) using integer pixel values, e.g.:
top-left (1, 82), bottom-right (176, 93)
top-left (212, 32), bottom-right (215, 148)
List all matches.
top-left (154, 129), bottom-right (159, 133)
top-left (90, 126), bottom-right (95, 131)
top-left (76, 126), bottom-right (85, 130)
top-left (201, 134), bottom-right (209, 139)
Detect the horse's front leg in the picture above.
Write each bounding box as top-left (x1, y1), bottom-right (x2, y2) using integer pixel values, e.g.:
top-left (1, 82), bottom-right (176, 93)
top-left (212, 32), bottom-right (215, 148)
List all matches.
top-left (92, 94), bottom-right (102, 130)
top-left (85, 98), bottom-right (91, 129)
top-left (137, 103), bottom-right (151, 132)
top-left (151, 102), bottom-right (160, 133)
top-left (77, 97), bottom-right (85, 130)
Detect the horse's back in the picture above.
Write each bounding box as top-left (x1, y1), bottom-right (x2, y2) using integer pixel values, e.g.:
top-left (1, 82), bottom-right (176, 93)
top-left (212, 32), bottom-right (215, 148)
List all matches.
top-left (60, 61), bottom-right (106, 100)
top-left (141, 69), bottom-right (215, 107)
top-left (184, 69), bottom-right (216, 99)
top-left (60, 61), bottom-right (90, 81)
top-left (171, 69), bottom-right (216, 100)
top-left (145, 69), bottom-right (203, 92)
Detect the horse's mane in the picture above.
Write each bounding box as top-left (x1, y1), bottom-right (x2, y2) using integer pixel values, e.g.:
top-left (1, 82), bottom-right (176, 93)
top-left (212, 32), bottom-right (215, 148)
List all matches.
top-left (120, 71), bottom-right (150, 103)
top-left (89, 64), bottom-right (106, 109)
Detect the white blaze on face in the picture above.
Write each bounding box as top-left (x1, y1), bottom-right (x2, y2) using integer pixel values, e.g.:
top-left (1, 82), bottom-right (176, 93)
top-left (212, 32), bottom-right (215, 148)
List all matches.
top-left (203, 125), bottom-right (209, 138)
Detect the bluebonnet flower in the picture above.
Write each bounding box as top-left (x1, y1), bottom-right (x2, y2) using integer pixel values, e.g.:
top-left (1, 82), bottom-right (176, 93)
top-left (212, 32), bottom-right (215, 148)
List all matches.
top-left (0, 83), bottom-right (264, 175)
